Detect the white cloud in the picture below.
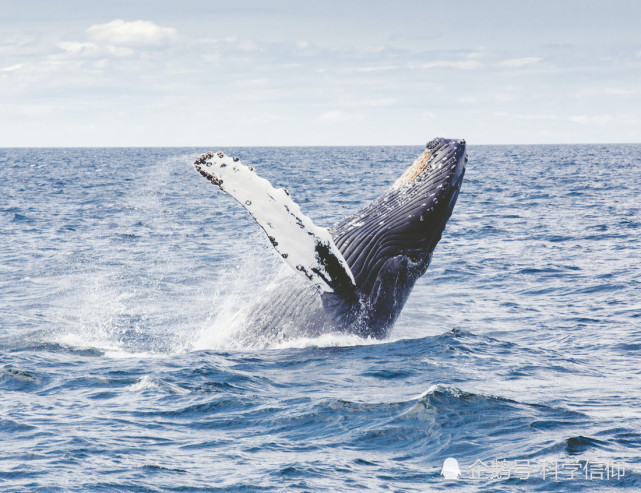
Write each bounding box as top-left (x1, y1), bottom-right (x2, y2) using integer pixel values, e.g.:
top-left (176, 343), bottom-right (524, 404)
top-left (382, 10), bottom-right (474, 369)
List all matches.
top-left (236, 78), bottom-right (270, 87)
top-left (350, 65), bottom-right (397, 73)
top-left (58, 41), bottom-right (133, 58)
top-left (465, 48), bottom-right (486, 59)
top-left (457, 96), bottom-right (477, 104)
top-left (0, 36), bottom-right (36, 54)
top-left (238, 39), bottom-right (260, 52)
top-left (603, 87), bottom-right (641, 97)
top-left (494, 112), bottom-right (559, 120)
top-left (318, 111), bottom-right (363, 122)
top-left (50, 19), bottom-right (177, 61)
top-left (499, 57), bottom-right (541, 67)
top-left (87, 19), bottom-right (177, 47)
top-left (340, 98), bottom-right (397, 107)
top-left (568, 115), bottom-right (612, 125)
top-left (356, 98), bottom-right (397, 107)
top-left (0, 63), bottom-right (24, 72)
top-left (58, 41), bottom-right (96, 54)
top-left (422, 60), bottom-right (481, 70)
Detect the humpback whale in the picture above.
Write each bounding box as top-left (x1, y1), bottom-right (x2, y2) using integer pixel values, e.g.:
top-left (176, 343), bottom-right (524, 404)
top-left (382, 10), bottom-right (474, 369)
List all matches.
top-left (195, 137), bottom-right (467, 346)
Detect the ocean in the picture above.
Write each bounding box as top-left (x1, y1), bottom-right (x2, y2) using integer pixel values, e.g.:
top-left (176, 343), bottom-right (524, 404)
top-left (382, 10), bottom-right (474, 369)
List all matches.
top-left (1, 144), bottom-right (639, 491)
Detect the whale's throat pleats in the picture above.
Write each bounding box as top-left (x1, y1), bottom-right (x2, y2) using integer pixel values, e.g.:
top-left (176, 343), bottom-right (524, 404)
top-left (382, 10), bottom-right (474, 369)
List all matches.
top-left (331, 139), bottom-right (466, 298)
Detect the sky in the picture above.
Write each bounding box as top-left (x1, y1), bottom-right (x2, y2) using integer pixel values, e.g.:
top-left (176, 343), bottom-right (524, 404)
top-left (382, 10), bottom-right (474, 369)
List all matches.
top-left (1, 0), bottom-right (640, 146)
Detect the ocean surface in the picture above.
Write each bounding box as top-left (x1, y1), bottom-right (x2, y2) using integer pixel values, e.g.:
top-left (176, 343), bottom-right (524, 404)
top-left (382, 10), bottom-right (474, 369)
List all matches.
top-left (1, 144), bottom-right (640, 491)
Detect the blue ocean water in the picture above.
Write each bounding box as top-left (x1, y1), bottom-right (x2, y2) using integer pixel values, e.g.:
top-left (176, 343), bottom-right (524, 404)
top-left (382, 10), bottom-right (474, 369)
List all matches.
top-left (1, 144), bottom-right (640, 491)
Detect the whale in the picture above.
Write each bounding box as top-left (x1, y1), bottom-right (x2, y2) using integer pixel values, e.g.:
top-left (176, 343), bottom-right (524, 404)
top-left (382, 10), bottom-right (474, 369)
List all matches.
top-left (194, 137), bottom-right (467, 347)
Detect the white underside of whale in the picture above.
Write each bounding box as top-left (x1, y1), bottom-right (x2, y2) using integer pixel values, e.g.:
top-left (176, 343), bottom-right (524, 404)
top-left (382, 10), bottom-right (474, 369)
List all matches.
top-left (194, 152), bottom-right (355, 294)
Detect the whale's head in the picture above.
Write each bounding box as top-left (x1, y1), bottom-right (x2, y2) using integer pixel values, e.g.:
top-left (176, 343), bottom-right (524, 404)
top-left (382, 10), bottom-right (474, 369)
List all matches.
top-left (331, 137), bottom-right (467, 336)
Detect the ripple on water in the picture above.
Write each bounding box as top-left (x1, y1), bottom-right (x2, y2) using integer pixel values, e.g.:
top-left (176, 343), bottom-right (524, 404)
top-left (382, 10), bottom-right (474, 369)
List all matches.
top-left (1, 145), bottom-right (640, 491)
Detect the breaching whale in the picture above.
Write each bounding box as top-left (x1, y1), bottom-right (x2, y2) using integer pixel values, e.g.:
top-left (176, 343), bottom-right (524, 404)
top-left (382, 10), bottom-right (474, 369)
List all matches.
top-left (195, 137), bottom-right (467, 346)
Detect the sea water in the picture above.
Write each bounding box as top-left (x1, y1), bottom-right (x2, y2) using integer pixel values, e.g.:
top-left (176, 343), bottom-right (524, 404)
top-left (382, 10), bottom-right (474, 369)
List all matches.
top-left (1, 145), bottom-right (640, 491)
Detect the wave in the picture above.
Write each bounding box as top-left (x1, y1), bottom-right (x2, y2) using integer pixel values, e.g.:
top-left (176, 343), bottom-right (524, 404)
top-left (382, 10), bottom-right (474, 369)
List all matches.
top-left (127, 375), bottom-right (190, 394)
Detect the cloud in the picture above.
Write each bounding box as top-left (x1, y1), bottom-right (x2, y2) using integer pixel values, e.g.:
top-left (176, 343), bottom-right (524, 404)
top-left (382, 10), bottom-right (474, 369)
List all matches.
top-left (0, 35), bottom-right (36, 55)
top-left (348, 98), bottom-right (397, 107)
top-left (87, 19), bottom-right (177, 47)
top-left (236, 78), bottom-right (270, 87)
top-left (499, 57), bottom-right (541, 67)
top-left (494, 112), bottom-right (559, 120)
top-left (0, 63), bottom-right (25, 72)
top-left (50, 19), bottom-right (177, 61)
top-left (58, 41), bottom-right (133, 58)
top-left (422, 60), bottom-right (481, 70)
top-left (318, 111), bottom-right (363, 122)
top-left (350, 65), bottom-right (398, 73)
top-left (457, 96), bottom-right (477, 104)
top-left (603, 87), bottom-right (641, 97)
top-left (568, 115), bottom-right (612, 125)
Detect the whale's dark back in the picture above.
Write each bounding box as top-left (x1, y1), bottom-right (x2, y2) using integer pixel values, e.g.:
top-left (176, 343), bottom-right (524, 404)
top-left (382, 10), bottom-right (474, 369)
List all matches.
top-left (235, 138), bottom-right (467, 346)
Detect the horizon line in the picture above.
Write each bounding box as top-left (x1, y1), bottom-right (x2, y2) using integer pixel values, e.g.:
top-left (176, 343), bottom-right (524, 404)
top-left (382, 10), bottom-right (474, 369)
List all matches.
top-left (2, 142), bottom-right (640, 149)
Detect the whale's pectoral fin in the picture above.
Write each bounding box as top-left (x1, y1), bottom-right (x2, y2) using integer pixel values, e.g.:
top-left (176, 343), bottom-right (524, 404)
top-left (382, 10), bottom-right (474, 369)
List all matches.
top-left (195, 152), bottom-right (356, 295)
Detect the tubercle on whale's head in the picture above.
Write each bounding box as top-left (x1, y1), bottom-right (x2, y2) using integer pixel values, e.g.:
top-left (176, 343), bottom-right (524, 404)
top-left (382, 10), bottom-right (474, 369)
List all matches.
top-left (393, 149), bottom-right (432, 187)
top-left (393, 137), bottom-right (467, 190)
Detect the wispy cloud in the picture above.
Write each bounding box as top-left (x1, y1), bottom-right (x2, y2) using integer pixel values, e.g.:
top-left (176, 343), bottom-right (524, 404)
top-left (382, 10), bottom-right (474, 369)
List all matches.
top-left (577, 86), bottom-right (641, 99)
top-left (0, 63), bottom-right (25, 72)
top-left (494, 112), bottom-right (559, 120)
top-left (47, 19), bottom-right (179, 63)
top-left (568, 115), bottom-right (612, 125)
top-left (499, 57), bottom-right (541, 67)
top-left (603, 87), bottom-right (641, 97)
top-left (318, 111), bottom-right (363, 122)
top-left (422, 60), bottom-right (481, 70)
top-left (346, 98), bottom-right (397, 107)
top-left (348, 65), bottom-right (398, 73)
top-left (87, 19), bottom-right (177, 47)
top-left (457, 96), bottom-right (477, 104)
top-left (58, 41), bottom-right (133, 58)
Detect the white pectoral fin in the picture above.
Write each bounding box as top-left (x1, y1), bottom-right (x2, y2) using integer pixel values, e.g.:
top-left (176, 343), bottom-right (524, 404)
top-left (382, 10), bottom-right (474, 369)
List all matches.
top-left (195, 152), bottom-right (356, 294)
